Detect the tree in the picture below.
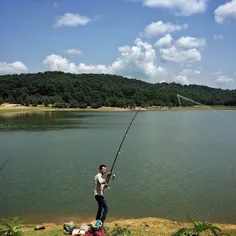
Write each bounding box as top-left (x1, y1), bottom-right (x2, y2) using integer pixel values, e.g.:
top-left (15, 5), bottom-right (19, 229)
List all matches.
top-left (6, 96), bottom-right (16, 104)
top-left (62, 92), bottom-right (72, 103)
top-left (91, 100), bottom-right (102, 109)
top-left (24, 98), bottom-right (30, 106)
top-left (52, 102), bottom-right (68, 108)
top-left (43, 97), bottom-right (50, 107)
top-left (69, 99), bottom-right (79, 108)
top-left (0, 97), bottom-right (3, 105)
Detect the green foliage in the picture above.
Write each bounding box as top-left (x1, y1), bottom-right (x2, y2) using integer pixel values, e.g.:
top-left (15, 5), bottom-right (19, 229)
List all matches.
top-left (104, 223), bottom-right (131, 236)
top-left (0, 72), bottom-right (236, 109)
top-left (172, 218), bottom-right (222, 236)
top-left (68, 99), bottom-right (79, 108)
top-left (43, 97), bottom-right (50, 107)
top-left (0, 216), bottom-right (24, 236)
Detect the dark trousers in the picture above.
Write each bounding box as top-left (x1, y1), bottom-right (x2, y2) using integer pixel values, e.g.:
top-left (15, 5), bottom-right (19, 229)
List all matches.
top-left (95, 195), bottom-right (108, 223)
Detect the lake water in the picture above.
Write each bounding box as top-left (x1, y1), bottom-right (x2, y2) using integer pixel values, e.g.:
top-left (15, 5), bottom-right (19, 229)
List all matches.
top-left (0, 110), bottom-right (236, 224)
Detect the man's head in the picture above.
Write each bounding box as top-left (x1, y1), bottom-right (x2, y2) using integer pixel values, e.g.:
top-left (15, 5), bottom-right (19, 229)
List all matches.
top-left (99, 164), bottom-right (107, 174)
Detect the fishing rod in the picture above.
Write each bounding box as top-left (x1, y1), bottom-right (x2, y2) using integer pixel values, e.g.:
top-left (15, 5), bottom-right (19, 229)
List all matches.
top-left (107, 107), bottom-right (142, 184)
top-left (0, 159), bottom-right (9, 172)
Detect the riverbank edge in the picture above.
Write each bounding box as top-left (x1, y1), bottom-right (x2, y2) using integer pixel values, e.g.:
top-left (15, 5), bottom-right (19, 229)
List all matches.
top-left (20, 217), bottom-right (236, 236)
top-left (1, 103), bottom-right (236, 112)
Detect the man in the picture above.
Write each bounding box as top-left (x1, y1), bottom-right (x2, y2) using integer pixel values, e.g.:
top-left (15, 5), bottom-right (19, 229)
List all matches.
top-left (94, 164), bottom-right (112, 223)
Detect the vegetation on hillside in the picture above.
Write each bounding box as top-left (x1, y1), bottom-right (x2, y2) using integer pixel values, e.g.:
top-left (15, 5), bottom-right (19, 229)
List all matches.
top-left (0, 72), bottom-right (236, 109)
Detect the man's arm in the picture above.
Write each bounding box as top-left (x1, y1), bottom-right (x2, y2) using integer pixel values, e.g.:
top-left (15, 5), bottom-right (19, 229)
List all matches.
top-left (97, 172), bottom-right (112, 185)
top-left (97, 175), bottom-right (107, 184)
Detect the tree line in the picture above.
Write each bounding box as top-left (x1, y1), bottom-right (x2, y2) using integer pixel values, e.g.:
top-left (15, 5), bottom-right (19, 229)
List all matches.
top-left (0, 71), bottom-right (236, 108)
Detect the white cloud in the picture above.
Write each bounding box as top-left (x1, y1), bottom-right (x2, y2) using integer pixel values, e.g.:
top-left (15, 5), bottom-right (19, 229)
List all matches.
top-left (215, 73), bottom-right (234, 84)
top-left (43, 38), bottom-right (167, 81)
top-left (174, 75), bottom-right (189, 84)
top-left (160, 46), bottom-right (201, 63)
top-left (141, 21), bottom-right (187, 38)
top-left (160, 80), bottom-right (167, 83)
top-left (0, 61), bottom-right (28, 74)
top-left (176, 36), bottom-right (206, 48)
top-left (213, 34), bottom-right (223, 40)
top-left (215, 0), bottom-right (236, 23)
top-left (143, 0), bottom-right (207, 16)
top-left (66, 49), bottom-right (82, 55)
top-left (43, 54), bottom-right (110, 74)
top-left (155, 34), bottom-right (173, 47)
top-left (55, 13), bottom-right (91, 27)
top-left (180, 68), bottom-right (200, 76)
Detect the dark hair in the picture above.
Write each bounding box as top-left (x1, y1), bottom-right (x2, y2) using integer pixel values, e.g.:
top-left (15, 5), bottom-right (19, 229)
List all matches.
top-left (99, 164), bottom-right (106, 170)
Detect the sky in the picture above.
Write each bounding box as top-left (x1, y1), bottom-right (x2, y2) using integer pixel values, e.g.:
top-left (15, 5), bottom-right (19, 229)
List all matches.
top-left (0, 0), bottom-right (236, 89)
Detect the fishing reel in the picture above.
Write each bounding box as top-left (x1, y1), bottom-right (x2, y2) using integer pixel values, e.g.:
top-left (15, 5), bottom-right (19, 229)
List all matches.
top-left (111, 174), bottom-right (116, 181)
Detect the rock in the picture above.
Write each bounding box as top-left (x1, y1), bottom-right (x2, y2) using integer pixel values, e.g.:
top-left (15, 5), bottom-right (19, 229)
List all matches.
top-left (34, 225), bottom-right (45, 230)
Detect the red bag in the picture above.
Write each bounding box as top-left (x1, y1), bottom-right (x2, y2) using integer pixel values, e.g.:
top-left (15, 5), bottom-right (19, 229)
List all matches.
top-left (93, 228), bottom-right (105, 236)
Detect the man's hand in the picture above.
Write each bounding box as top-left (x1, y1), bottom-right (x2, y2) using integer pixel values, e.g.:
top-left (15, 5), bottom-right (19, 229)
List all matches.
top-left (107, 172), bottom-right (112, 177)
top-left (104, 184), bottom-right (109, 189)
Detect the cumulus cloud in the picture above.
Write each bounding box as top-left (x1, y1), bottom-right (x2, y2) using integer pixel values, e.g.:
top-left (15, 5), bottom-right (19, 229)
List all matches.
top-left (142, 0), bottom-right (207, 16)
top-left (0, 61), bottom-right (28, 74)
top-left (43, 38), bottom-right (167, 81)
top-left (66, 49), bottom-right (82, 55)
top-left (213, 34), bottom-right (223, 40)
top-left (55, 13), bottom-right (91, 27)
top-left (141, 21), bottom-right (187, 38)
top-left (174, 75), bottom-right (189, 84)
top-left (43, 54), bottom-right (110, 74)
top-left (180, 68), bottom-right (200, 76)
top-left (160, 46), bottom-right (201, 63)
top-left (176, 36), bottom-right (206, 48)
top-left (215, 0), bottom-right (236, 23)
top-left (154, 34), bottom-right (173, 48)
top-left (215, 72), bottom-right (234, 84)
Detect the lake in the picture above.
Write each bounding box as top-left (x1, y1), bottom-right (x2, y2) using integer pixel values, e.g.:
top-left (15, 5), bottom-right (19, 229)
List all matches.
top-left (0, 110), bottom-right (236, 224)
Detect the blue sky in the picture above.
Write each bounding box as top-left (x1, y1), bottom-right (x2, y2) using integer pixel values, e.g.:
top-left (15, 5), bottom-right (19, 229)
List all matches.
top-left (0, 0), bottom-right (236, 89)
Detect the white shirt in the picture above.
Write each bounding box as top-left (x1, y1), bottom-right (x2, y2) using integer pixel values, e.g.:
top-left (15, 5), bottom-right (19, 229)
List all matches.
top-left (94, 173), bottom-right (107, 196)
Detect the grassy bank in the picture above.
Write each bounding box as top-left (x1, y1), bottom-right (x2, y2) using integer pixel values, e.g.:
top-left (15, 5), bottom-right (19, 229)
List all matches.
top-left (14, 217), bottom-right (236, 236)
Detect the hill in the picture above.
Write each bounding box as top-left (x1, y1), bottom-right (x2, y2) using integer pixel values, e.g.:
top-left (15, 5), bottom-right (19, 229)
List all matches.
top-left (0, 72), bottom-right (236, 108)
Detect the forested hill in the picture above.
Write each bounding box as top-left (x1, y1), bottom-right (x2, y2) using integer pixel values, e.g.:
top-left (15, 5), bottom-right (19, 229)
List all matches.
top-left (0, 72), bottom-right (236, 108)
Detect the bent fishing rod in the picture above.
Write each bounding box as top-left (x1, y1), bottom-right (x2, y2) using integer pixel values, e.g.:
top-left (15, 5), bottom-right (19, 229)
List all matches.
top-left (107, 107), bottom-right (142, 184)
top-left (0, 159), bottom-right (9, 172)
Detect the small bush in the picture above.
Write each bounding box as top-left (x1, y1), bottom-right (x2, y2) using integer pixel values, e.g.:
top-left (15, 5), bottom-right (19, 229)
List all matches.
top-left (104, 223), bottom-right (131, 236)
top-left (0, 216), bottom-right (24, 236)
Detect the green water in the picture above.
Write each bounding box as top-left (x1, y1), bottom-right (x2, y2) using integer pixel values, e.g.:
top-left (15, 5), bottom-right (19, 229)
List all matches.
top-left (0, 110), bottom-right (236, 224)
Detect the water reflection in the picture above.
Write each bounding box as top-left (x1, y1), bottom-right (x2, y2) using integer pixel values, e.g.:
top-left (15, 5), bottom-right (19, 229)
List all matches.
top-left (0, 111), bottom-right (92, 131)
top-left (0, 111), bottom-right (131, 131)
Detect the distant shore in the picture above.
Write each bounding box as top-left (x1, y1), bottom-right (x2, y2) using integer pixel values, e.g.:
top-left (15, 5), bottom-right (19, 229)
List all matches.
top-left (1, 103), bottom-right (236, 113)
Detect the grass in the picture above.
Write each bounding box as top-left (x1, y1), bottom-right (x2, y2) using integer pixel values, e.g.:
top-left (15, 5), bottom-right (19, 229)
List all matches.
top-left (16, 218), bottom-right (236, 236)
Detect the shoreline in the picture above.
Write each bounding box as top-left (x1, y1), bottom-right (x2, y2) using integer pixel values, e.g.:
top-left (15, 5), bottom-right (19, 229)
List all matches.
top-left (1, 103), bottom-right (236, 113)
top-left (18, 216), bottom-right (236, 236)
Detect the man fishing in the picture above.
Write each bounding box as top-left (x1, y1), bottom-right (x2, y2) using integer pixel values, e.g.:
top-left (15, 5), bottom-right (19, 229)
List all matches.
top-left (93, 109), bottom-right (141, 224)
top-left (94, 164), bottom-right (112, 223)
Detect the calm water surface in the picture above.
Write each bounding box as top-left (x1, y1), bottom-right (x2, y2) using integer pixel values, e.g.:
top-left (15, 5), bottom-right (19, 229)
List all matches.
top-left (0, 110), bottom-right (236, 224)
